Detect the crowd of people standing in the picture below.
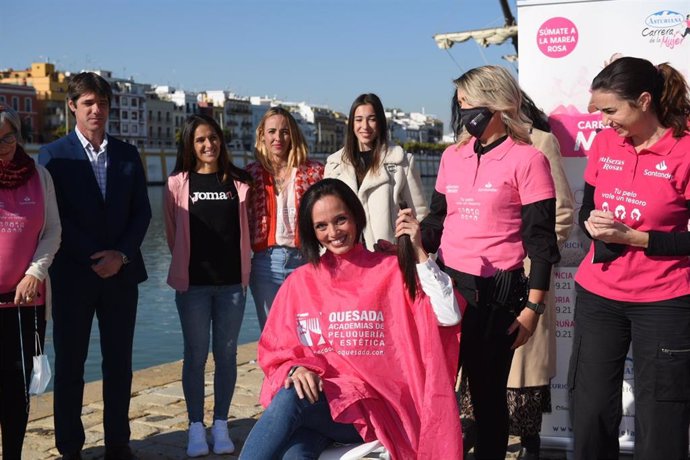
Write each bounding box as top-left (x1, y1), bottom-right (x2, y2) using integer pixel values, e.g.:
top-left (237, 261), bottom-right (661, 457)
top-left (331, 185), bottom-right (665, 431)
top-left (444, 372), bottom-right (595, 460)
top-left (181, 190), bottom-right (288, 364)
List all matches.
top-left (0, 55), bottom-right (689, 460)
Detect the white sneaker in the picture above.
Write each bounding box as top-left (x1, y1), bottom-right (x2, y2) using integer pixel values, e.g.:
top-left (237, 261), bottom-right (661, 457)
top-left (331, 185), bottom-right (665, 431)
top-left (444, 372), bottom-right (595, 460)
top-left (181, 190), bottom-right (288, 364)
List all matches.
top-left (187, 422), bottom-right (209, 457)
top-left (211, 419), bottom-right (235, 455)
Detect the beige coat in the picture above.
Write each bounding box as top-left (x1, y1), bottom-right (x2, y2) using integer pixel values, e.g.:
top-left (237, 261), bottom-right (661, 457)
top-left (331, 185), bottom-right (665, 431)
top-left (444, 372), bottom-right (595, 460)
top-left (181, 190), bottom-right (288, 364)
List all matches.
top-left (507, 129), bottom-right (574, 388)
top-left (325, 145), bottom-right (428, 250)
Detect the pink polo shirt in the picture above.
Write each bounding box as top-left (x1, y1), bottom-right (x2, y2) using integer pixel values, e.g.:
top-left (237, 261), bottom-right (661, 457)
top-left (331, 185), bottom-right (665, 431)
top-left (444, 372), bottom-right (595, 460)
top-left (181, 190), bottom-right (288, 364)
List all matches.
top-left (436, 138), bottom-right (555, 277)
top-left (576, 128), bottom-right (690, 302)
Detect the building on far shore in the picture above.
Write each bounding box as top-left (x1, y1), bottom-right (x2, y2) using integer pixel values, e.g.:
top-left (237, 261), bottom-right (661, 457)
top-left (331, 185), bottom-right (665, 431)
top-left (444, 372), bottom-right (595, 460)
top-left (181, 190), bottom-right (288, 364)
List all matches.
top-left (87, 70), bottom-right (148, 147)
top-left (387, 108), bottom-right (444, 144)
top-left (146, 93), bottom-right (181, 149)
top-left (0, 83), bottom-right (39, 142)
top-left (1, 62), bottom-right (444, 156)
top-left (0, 62), bottom-right (68, 143)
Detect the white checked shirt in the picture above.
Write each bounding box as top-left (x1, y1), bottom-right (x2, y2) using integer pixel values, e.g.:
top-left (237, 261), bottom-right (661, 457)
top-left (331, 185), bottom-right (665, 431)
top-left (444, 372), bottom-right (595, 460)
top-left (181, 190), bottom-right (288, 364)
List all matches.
top-left (75, 127), bottom-right (109, 199)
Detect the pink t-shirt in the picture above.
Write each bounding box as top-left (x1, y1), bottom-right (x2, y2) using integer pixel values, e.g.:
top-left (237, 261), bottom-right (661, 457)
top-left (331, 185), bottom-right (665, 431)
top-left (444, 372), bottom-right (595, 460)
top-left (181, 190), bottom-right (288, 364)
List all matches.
top-left (576, 128), bottom-right (690, 302)
top-left (436, 138), bottom-right (555, 276)
top-left (0, 172), bottom-right (46, 307)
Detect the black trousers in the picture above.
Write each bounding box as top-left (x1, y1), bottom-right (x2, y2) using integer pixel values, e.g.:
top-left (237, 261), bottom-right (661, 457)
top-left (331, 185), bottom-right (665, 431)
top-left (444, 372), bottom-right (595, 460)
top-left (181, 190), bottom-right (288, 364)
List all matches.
top-left (457, 283), bottom-right (518, 460)
top-left (0, 305), bottom-right (46, 460)
top-left (569, 285), bottom-right (690, 460)
top-left (52, 271), bottom-right (138, 455)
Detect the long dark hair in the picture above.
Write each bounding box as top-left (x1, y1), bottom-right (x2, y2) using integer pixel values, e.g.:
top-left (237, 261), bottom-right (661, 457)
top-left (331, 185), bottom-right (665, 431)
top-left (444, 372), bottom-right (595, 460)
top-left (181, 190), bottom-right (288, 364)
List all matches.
top-left (298, 179), bottom-right (419, 299)
top-left (591, 57), bottom-right (690, 138)
top-left (396, 200), bottom-right (418, 299)
top-left (520, 91), bottom-right (551, 133)
top-left (342, 93), bottom-right (388, 183)
top-left (173, 114), bottom-right (251, 183)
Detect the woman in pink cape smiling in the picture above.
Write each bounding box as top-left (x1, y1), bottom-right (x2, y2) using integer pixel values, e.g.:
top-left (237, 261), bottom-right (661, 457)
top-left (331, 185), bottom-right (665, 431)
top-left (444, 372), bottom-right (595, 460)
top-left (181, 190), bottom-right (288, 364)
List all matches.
top-left (240, 178), bottom-right (463, 459)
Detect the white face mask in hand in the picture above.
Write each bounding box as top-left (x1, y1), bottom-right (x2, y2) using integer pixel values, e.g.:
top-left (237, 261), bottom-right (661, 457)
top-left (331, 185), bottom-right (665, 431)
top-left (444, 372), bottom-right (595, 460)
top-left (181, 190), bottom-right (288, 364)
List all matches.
top-left (29, 351), bottom-right (51, 395)
top-left (18, 307), bottom-right (52, 396)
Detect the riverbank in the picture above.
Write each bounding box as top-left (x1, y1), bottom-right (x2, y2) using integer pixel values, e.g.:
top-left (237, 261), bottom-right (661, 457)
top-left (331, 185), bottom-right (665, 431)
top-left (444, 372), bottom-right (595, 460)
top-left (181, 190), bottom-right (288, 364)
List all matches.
top-left (21, 341), bottom-right (576, 459)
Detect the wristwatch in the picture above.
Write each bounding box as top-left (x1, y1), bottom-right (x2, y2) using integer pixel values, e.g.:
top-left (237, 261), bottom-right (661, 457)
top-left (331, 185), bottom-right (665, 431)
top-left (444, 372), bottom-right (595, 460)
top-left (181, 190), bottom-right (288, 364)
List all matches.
top-left (120, 252), bottom-right (130, 265)
top-left (288, 366), bottom-right (300, 377)
top-left (525, 300), bottom-right (546, 315)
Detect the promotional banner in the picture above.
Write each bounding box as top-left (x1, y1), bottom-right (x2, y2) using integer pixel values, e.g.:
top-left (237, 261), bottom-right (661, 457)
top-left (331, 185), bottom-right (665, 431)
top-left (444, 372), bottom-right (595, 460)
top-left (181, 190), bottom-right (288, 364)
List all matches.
top-left (517, 0), bottom-right (690, 452)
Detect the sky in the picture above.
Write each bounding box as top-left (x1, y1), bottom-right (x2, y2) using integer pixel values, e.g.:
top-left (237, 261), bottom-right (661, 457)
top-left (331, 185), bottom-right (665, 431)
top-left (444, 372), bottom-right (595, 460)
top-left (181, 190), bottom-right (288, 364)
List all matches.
top-left (2, 0), bottom-right (519, 133)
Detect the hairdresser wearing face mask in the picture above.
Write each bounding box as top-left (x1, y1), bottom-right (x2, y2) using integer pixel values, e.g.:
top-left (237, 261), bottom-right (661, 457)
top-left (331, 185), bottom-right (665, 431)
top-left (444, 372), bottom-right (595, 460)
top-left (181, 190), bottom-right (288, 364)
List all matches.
top-left (420, 66), bottom-right (560, 460)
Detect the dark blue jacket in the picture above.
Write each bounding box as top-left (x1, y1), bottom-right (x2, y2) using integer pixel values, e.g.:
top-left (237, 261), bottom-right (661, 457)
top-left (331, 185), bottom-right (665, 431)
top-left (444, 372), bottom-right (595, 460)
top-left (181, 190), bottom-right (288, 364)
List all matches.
top-left (39, 131), bottom-right (151, 284)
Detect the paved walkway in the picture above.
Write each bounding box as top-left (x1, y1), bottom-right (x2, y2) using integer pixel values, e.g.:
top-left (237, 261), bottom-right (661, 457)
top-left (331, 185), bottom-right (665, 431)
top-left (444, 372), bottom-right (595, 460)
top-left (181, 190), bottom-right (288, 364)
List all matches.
top-left (23, 343), bottom-right (263, 459)
top-left (20, 342), bottom-right (573, 459)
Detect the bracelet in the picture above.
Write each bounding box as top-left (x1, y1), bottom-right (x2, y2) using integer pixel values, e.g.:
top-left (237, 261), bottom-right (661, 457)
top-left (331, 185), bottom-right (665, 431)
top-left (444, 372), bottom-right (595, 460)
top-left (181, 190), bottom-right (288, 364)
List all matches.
top-left (288, 366), bottom-right (299, 377)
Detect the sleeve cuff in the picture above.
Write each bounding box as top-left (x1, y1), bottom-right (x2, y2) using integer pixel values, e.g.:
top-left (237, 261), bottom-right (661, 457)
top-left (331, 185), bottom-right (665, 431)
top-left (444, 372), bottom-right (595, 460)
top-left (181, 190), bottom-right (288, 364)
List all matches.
top-left (529, 261), bottom-right (552, 291)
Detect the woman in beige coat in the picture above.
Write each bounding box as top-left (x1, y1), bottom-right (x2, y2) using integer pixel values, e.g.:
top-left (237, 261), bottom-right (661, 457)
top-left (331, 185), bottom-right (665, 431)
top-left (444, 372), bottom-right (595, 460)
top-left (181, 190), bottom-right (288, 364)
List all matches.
top-left (325, 93), bottom-right (427, 249)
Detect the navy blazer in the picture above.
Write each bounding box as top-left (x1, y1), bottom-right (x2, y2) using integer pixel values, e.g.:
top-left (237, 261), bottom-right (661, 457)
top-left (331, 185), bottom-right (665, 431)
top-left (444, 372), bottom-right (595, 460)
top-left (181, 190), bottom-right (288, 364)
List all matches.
top-left (39, 131), bottom-right (152, 284)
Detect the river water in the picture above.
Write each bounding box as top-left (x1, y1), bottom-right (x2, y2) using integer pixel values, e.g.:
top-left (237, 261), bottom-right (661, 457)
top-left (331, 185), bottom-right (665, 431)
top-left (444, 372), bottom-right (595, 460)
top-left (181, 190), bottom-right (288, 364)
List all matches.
top-left (45, 178), bottom-right (437, 384)
top-left (44, 186), bottom-right (263, 385)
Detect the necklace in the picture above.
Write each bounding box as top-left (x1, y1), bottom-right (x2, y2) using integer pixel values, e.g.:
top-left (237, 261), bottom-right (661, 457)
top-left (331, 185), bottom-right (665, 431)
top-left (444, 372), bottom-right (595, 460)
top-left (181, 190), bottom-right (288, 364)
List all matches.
top-left (272, 165), bottom-right (291, 195)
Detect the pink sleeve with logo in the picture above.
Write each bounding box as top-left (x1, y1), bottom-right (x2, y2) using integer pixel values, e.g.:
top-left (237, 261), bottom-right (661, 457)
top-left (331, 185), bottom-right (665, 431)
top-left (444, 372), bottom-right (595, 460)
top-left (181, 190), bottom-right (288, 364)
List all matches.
top-left (517, 150), bottom-right (556, 205)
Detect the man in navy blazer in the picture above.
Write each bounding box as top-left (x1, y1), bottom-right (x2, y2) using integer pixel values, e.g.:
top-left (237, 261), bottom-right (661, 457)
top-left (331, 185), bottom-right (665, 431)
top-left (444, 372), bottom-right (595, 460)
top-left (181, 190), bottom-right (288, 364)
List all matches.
top-left (39, 72), bottom-right (151, 460)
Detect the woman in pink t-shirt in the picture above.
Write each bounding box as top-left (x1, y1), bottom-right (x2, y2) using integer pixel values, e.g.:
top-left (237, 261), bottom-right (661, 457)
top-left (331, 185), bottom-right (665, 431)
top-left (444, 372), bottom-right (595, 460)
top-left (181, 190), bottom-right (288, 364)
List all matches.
top-left (570, 57), bottom-right (690, 460)
top-left (420, 66), bottom-right (560, 459)
top-left (0, 105), bottom-right (61, 459)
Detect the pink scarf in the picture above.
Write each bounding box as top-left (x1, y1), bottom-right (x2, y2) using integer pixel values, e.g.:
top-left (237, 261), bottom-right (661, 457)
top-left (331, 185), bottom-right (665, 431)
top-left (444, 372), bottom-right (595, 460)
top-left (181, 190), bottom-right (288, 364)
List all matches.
top-left (0, 146), bottom-right (36, 190)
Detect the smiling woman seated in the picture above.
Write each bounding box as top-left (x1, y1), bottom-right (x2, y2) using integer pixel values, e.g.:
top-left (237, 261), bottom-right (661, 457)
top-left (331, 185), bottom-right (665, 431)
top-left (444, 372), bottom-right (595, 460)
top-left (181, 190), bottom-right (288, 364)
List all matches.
top-left (239, 178), bottom-right (464, 460)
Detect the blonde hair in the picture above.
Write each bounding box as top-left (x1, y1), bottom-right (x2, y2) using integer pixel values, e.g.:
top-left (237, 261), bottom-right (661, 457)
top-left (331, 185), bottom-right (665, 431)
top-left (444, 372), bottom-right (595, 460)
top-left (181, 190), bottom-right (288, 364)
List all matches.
top-left (254, 107), bottom-right (309, 173)
top-left (453, 65), bottom-right (531, 146)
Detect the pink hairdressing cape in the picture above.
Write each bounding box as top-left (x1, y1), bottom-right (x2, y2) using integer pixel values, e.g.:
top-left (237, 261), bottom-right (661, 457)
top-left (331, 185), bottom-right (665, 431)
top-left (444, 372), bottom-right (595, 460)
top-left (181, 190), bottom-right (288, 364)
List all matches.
top-left (258, 244), bottom-right (463, 459)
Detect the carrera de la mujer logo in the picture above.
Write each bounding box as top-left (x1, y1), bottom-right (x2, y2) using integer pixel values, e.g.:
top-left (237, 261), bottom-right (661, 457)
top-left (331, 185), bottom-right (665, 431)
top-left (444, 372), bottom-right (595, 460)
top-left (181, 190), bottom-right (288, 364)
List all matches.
top-left (641, 10), bottom-right (688, 49)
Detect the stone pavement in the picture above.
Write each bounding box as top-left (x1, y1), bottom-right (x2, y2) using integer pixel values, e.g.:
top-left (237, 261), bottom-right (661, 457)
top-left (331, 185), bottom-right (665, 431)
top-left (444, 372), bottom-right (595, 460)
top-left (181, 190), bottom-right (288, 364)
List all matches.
top-left (19, 342), bottom-right (572, 459)
top-left (22, 343), bottom-right (264, 459)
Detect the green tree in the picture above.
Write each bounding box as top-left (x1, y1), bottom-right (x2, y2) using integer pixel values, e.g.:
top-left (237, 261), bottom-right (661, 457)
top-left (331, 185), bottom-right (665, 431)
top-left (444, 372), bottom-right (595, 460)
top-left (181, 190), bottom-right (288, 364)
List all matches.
top-left (53, 125), bottom-right (67, 140)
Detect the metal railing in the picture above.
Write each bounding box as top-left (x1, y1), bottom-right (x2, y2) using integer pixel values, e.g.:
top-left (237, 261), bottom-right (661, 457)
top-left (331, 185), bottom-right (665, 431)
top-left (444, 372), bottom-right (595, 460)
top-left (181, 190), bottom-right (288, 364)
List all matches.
top-left (24, 144), bottom-right (440, 184)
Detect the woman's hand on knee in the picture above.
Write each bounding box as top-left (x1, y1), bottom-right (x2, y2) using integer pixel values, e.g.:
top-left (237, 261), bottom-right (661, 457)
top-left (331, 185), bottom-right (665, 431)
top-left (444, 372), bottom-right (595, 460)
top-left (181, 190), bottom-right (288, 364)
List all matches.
top-left (284, 366), bottom-right (323, 404)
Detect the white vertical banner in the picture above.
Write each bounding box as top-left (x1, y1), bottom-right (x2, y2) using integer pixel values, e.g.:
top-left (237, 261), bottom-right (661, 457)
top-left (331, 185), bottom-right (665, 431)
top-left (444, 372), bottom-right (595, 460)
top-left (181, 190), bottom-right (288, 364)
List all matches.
top-left (517, 0), bottom-right (690, 452)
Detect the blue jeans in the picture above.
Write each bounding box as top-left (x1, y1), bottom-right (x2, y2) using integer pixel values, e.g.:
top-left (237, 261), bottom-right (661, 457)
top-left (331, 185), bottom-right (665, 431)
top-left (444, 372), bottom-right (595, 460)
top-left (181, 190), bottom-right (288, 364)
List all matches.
top-left (175, 284), bottom-right (246, 423)
top-left (250, 247), bottom-right (304, 330)
top-left (240, 387), bottom-right (362, 460)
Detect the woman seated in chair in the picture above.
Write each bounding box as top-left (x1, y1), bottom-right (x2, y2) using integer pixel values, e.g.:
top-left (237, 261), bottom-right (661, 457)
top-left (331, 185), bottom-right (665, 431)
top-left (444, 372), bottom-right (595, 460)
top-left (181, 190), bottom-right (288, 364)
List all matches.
top-left (240, 178), bottom-right (463, 459)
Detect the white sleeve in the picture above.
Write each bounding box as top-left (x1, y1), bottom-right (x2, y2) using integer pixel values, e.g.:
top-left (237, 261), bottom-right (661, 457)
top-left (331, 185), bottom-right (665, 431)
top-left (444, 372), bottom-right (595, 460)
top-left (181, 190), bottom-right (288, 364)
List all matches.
top-left (416, 258), bottom-right (461, 326)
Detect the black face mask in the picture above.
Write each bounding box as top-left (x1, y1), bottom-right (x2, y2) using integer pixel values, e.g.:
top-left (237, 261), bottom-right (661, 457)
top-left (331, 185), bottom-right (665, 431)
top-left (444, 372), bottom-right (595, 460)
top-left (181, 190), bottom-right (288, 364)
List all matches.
top-left (459, 107), bottom-right (493, 139)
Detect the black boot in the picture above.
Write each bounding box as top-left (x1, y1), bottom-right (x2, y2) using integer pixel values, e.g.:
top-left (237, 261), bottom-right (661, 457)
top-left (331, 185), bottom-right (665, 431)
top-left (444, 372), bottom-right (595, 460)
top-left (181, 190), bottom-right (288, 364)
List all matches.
top-left (520, 434), bottom-right (540, 459)
top-left (462, 417), bottom-right (477, 455)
